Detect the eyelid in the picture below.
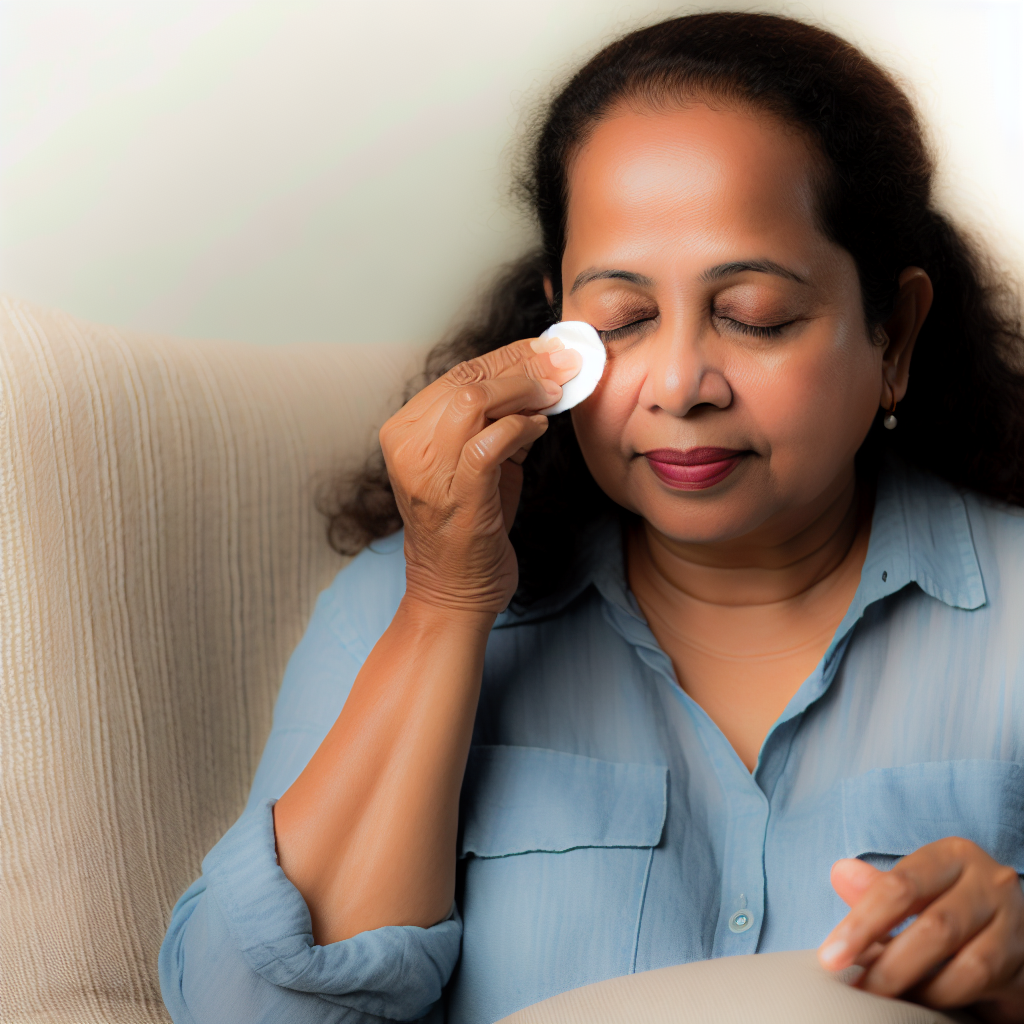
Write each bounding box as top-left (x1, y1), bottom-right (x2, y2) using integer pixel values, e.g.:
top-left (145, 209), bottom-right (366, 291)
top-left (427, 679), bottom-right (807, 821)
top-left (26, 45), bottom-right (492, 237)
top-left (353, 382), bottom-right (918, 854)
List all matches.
top-left (717, 314), bottom-right (796, 338)
top-left (599, 315), bottom-right (658, 342)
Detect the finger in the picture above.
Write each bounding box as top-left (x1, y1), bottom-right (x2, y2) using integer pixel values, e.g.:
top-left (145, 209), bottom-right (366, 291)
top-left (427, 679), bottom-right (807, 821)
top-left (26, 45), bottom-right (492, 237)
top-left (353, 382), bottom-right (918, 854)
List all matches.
top-left (506, 439), bottom-right (536, 467)
top-left (856, 870), bottom-right (997, 998)
top-left (445, 336), bottom-right (583, 388)
top-left (392, 337), bottom-right (582, 441)
top-left (915, 903), bottom-right (1024, 1010)
top-left (426, 377), bottom-right (560, 478)
top-left (447, 373), bottom-right (565, 423)
top-left (831, 859), bottom-right (883, 908)
top-left (853, 941), bottom-right (889, 969)
top-left (819, 848), bottom-right (964, 971)
top-left (450, 414), bottom-right (549, 510)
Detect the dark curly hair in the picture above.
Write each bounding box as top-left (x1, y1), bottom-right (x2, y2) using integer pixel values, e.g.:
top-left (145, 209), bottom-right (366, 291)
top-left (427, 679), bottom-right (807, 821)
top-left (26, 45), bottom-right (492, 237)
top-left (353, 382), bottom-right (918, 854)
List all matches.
top-left (321, 11), bottom-right (1024, 605)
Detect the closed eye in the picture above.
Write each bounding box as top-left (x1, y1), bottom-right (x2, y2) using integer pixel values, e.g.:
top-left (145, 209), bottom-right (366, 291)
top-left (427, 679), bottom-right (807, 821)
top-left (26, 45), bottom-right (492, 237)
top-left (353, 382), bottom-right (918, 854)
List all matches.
top-left (599, 316), bottom-right (658, 343)
top-left (718, 316), bottom-right (796, 339)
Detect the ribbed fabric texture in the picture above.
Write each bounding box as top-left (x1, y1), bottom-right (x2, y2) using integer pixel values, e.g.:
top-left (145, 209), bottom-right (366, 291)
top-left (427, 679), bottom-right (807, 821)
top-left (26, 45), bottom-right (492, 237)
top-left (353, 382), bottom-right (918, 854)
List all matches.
top-left (0, 296), bottom-right (420, 1024)
top-left (497, 950), bottom-right (966, 1024)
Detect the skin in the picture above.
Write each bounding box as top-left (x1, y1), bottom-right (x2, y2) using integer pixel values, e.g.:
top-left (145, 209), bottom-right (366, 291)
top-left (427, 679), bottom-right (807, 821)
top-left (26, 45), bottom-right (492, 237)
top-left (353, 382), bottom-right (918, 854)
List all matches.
top-left (272, 99), bottom-right (1023, 1019)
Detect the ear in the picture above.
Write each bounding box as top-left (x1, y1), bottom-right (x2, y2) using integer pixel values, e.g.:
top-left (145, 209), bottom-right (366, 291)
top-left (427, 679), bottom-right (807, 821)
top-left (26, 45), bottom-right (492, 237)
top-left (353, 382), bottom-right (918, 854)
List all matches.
top-left (877, 267), bottom-right (933, 410)
top-left (543, 276), bottom-right (554, 306)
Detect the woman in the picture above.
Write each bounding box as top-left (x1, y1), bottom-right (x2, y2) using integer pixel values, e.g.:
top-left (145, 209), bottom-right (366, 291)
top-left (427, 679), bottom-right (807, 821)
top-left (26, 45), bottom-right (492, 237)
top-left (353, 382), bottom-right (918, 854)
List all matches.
top-left (160, 12), bottom-right (1024, 1024)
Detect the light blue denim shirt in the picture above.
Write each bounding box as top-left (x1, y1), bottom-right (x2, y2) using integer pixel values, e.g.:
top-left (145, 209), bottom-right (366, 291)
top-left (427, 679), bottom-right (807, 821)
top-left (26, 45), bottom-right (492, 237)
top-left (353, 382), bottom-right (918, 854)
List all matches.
top-left (160, 457), bottom-right (1024, 1024)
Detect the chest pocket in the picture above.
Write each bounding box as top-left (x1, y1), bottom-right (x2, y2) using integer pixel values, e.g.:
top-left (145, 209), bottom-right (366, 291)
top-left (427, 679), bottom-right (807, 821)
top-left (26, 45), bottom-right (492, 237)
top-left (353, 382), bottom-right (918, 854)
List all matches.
top-left (841, 760), bottom-right (1024, 872)
top-left (453, 745), bottom-right (667, 1023)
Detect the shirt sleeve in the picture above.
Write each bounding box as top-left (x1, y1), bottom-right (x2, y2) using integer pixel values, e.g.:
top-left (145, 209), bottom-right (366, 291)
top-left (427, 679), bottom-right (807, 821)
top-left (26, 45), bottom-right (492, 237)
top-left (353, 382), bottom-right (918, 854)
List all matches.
top-left (159, 535), bottom-right (462, 1024)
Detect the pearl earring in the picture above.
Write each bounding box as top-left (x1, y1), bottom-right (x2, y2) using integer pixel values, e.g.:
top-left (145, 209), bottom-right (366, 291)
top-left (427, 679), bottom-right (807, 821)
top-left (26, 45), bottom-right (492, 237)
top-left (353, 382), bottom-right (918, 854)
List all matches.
top-left (883, 393), bottom-right (898, 430)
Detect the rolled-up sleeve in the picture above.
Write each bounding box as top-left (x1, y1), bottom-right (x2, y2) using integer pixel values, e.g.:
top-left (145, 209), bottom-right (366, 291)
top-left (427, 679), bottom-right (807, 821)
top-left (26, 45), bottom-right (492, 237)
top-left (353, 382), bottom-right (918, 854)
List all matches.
top-left (159, 800), bottom-right (461, 1023)
top-left (159, 535), bottom-right (461, 1023)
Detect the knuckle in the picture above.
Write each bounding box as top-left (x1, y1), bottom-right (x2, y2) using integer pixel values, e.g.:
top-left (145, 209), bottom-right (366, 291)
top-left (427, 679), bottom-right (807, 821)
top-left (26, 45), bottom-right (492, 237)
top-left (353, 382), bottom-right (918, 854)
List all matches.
top-left (881, 870), bottom-right (918, 905)
top-left (447, 343), bottom-right (529, 386)
top-left (487, 342), bottom-right (527, 373)
top-left (448, 359), bottom-right (488, 386)
top-left (462, 438), bottom-right (489, 469)
top-left (955, 945), bottom-right (996, 986)
top-left (918, 906), bottom-right (960, 947)
top-left (991, 865), bottom-right (1020, 894)
top-left (452, 384), bottom-right (488, 414)
top-left (945, 836), bottom-right (974, 859)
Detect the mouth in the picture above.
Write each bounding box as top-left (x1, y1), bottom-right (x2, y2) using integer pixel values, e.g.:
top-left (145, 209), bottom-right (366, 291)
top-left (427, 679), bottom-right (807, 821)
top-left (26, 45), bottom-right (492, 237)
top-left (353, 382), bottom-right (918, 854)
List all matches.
top-left (641, 447), bottom-right (748, 490)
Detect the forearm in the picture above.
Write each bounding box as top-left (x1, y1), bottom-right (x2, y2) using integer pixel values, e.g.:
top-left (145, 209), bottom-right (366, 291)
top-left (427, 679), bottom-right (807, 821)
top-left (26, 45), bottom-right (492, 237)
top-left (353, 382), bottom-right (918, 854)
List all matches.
top-left (272, 596), bottom-right (494, 944)
top-left (161, 803), bottom-right (461, 1024)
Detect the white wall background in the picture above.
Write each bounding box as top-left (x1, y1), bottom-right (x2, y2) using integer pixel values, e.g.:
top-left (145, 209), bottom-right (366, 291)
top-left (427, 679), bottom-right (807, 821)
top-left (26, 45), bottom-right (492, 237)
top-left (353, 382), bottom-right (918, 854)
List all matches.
top-left (1, 0), bottom-right (1021, 347)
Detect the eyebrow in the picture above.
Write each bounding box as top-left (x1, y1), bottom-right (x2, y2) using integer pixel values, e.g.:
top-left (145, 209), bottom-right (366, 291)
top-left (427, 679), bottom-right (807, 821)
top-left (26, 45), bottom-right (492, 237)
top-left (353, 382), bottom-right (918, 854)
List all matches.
top-left (569, 268), bottom-right (654, 294)
top-left (569, 259), bottom-right (806, 295)
top-left (700, 259), bottom-right (806, 285)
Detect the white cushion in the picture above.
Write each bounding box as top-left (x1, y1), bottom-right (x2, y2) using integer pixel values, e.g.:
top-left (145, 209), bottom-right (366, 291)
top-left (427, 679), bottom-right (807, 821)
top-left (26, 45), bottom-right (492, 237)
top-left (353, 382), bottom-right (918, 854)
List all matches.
top-left (499, 950), bottom-right (967, 1024)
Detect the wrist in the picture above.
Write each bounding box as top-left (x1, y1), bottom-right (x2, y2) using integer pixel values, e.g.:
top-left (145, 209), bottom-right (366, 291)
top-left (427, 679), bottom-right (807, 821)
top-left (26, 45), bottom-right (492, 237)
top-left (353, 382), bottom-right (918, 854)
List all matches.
top-left (397, 593), bottom-right (498, 636)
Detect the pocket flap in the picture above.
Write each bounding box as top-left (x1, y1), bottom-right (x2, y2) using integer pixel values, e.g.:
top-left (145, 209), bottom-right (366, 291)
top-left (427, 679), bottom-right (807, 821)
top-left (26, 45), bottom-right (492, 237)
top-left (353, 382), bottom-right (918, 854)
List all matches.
top-left (459, 745), bottom-right (668, 858)
top-left (841, 760), bottom-right (1024, 872)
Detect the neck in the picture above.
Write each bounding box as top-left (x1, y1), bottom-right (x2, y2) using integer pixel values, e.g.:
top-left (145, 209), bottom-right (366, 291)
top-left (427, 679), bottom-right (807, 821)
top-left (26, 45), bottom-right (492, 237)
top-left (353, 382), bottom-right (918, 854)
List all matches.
top-left (635, 468), bottom-right (869, 607)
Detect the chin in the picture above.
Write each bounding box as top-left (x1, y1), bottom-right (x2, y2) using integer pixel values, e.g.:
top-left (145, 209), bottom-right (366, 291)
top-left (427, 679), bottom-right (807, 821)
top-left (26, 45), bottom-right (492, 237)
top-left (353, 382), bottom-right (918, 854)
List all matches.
top-left (617, 466), bottom-right (778, 545)
top-left (640, 500), bottom-right (774, 546)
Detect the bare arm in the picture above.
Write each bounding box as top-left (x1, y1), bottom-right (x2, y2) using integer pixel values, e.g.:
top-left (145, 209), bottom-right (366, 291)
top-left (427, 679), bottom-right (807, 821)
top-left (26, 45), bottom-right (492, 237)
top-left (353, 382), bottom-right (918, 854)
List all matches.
top-left (272, 337), bottom-right (581, 945)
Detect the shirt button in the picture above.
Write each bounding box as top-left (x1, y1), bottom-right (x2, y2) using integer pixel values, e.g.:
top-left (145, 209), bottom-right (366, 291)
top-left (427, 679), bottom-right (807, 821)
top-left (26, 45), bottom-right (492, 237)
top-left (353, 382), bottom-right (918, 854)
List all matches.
top-left (729, 909), bottom-right (754, 933)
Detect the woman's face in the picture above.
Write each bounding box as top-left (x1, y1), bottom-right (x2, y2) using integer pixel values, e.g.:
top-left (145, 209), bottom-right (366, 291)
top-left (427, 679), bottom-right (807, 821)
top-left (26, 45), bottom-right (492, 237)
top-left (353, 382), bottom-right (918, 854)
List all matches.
top-left (562, 101), bottom-right (884, 548)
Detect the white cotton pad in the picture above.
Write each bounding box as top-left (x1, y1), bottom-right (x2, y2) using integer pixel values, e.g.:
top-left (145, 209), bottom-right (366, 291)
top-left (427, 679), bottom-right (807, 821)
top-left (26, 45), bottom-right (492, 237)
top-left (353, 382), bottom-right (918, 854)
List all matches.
top-left (538, 321), bottom-right (607, 416)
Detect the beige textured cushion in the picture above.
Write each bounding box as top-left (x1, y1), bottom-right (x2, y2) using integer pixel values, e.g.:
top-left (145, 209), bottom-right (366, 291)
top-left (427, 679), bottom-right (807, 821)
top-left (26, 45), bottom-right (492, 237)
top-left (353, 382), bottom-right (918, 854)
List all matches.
top-left (499, 950), bottom-right (968, 1024)
top-left (0, 296), bottom-right (421, 1024)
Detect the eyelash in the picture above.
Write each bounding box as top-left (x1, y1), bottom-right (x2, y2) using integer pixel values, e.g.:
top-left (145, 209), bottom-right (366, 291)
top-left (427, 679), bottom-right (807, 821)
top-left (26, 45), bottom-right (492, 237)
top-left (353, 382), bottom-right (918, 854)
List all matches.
top-left (600, 315), bottom-right (795, 342)
top-left (599, 317), bottom-right (657, 342)
top-left (720, 317), bottom-right (795, 338)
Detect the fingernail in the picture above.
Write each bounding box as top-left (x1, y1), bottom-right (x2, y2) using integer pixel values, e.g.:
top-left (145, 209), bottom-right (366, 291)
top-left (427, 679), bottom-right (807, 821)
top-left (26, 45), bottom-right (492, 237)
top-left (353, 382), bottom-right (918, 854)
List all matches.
top-left (531, 337), bottom-right (563, 353)
top-left (541, 379), bottom-right (561, 396)
top-left (549, 349), bottom-right (581, 369)
top-left (820, 940), bottom-right (848, 968)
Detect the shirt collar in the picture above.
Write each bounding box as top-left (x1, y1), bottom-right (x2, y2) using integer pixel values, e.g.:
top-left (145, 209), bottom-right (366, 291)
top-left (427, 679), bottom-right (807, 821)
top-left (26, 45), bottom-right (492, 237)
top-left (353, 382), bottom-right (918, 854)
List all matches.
top-left (843, 453), bottom-right (986, 622)
top-left (497, 454), bottom-right (986, 631)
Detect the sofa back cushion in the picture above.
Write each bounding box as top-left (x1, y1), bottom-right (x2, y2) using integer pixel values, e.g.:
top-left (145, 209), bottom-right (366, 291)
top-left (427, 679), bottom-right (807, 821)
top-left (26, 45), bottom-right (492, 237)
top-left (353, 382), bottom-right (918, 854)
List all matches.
top-left (0, 296), bottom-right (419, 1023)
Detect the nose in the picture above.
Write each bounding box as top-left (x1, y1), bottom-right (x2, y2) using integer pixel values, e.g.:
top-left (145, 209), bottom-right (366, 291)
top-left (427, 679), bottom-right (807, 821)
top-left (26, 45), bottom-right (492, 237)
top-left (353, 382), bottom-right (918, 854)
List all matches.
top-left (637, 321), bottom-right (732, 417)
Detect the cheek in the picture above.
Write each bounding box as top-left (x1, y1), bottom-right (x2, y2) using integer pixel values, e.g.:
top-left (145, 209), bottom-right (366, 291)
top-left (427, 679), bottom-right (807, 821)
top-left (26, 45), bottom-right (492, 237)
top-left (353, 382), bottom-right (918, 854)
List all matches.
top-left (570, 317), bottom-right (883, 522)
top-left (754, 321), bottom-right (881, 489)
top-left (570, 351), bottom-right (644, 491)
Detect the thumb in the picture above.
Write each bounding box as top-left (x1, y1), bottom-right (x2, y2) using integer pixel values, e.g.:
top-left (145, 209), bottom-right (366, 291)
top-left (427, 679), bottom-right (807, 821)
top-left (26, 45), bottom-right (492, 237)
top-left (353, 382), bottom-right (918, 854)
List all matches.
top-left (831, 858), bottom-right (882, 908)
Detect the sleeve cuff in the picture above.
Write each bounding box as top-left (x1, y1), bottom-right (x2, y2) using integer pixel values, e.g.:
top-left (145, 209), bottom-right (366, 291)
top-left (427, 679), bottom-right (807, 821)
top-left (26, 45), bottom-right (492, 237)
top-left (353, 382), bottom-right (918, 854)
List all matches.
top-left (202, 798), bottom-right (462, 1021)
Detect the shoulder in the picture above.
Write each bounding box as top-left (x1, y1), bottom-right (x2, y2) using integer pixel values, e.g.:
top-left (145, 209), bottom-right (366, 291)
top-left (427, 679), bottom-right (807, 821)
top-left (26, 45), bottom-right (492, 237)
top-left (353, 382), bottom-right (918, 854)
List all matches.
top-left (316, 530), bottom-right (407, 662)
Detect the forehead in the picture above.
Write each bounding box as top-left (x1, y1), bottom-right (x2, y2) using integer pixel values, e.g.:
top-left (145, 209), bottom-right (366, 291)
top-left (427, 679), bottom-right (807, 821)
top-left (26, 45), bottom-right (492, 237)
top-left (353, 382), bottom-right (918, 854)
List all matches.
top-left (564, 101), bottom-right (825, 262)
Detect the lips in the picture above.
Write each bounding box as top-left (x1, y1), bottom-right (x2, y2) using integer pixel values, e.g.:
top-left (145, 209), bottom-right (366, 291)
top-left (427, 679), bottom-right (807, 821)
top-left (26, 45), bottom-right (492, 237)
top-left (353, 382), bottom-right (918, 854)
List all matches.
top-left (642, 447), bottom-right (747, 490)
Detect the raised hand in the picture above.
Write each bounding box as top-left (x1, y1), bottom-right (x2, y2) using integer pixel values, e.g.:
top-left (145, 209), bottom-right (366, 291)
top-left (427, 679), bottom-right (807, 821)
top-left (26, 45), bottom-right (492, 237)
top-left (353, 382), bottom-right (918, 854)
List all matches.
top-left (380, 335), bottom-right (581, 614)
top-left (273, 334), bottom-right (581, 943)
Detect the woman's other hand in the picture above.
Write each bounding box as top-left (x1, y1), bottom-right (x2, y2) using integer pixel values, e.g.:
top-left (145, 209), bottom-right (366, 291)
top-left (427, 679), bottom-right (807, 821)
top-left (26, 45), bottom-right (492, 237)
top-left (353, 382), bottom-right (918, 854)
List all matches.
top-left (380, 336), bottom-right (581, 614)
top-left (819, 839), bottom-right (1024, 1022)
